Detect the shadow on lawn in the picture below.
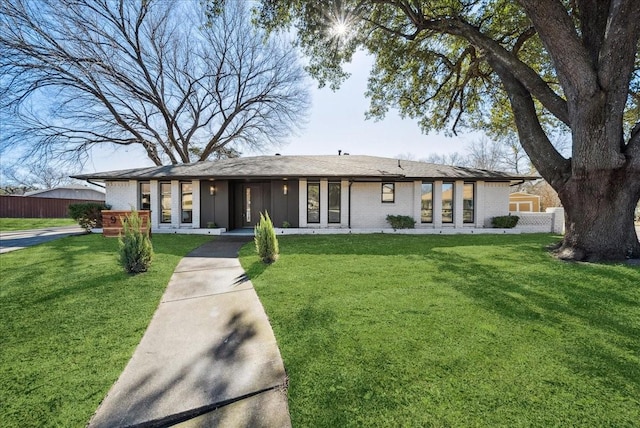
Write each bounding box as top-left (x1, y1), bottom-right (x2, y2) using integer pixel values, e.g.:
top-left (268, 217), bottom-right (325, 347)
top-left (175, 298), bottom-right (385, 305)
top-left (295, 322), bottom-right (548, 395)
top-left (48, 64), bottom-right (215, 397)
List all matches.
top-left (277, 233), bottom-right (561, 257)
top-left (431, 255), bottom-right (640, 392)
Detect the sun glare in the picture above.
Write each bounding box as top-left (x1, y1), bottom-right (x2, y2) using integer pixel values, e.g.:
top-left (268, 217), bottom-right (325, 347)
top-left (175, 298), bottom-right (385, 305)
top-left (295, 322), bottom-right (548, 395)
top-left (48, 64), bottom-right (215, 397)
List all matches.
top-left (332, 20), bottom-right (349, 37)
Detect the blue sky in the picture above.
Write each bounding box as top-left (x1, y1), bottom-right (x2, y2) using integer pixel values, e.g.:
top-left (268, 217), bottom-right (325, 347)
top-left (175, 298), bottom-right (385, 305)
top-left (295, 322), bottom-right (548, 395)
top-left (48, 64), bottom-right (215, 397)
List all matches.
top-left (84, 51), bottom-right (480, 173)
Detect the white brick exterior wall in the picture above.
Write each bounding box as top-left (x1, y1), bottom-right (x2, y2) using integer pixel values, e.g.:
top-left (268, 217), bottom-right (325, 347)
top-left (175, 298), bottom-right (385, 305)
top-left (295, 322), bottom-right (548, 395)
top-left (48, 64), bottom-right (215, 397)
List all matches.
top-left (298, 179), bottom-right (350, 228)
top-left (482, 182), bottom-right (511, 227)
top-left (350, 182), bottom-right (415, 228)
top-left (105, 179), bottom-right (203, 229)
top-left (298, 178), bottom-right (308, 227)
top-left (105, 180), bottom-right (137, 210)
top-left (295, 179), bottom-right (513, 230)
top-left (150, 180), bottom-right (159, 227)
top-left (192, 180), bottom-right (201, 228)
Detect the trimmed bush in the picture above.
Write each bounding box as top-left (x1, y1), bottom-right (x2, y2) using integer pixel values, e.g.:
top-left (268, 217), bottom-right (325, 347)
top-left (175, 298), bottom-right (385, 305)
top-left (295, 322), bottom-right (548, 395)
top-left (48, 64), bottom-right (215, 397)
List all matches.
top-left (255, 211), bottom-right (279, 264)
top-left (118, 210), bottom-right (153, 274)
top-left (386, 214), bottom-right (416, 230)
top-left (491, 215), bottom-right (520, 228)
top-left (68, 202), bottom-right (110, 231)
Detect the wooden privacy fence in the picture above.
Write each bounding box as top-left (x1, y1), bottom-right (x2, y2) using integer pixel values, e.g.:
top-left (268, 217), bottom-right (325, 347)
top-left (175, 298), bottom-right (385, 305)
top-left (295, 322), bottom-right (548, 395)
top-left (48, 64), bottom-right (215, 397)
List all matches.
top-left (102, 210), bottom-right (151, 237)
top-left (0, 195), bottom-right (104, 218)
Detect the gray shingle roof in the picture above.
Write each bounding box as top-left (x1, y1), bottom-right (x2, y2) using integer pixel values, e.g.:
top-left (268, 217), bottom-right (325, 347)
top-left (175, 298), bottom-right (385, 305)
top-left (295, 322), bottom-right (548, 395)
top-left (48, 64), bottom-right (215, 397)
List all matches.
top-left (72, 155), bottom-right (536, 181)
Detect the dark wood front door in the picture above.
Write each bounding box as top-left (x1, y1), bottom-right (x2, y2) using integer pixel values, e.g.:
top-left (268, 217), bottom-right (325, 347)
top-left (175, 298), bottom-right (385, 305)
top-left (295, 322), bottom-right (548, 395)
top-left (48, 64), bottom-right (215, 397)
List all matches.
top-left (242, 184), bottom-right (264, 227)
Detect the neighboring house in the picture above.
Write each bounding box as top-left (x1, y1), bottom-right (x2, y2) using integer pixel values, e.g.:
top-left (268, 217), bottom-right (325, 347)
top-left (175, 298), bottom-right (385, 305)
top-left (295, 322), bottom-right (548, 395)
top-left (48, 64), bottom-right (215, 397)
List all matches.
top-left (24, 185), bottom-right (106, 201)
top-left (72, 155), bottom-right (536, 232)
top-left (509, 191), bottom-right (541, 212)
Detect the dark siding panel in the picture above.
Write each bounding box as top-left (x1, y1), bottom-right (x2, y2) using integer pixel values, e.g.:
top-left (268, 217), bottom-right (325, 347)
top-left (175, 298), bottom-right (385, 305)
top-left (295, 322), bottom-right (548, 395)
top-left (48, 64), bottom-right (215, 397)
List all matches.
top-left (287, 180), bottom-right (299, 227)
top-left (199, 181), bottom-right (229, 229)
top-left (214, 181), bottom-right (229, 229)
top-left (269, 180), bottom-right (299, 227)
top-left (232, 182), bottom-right (244, 229)
top-left (270, 180), bottom-right (287, 227)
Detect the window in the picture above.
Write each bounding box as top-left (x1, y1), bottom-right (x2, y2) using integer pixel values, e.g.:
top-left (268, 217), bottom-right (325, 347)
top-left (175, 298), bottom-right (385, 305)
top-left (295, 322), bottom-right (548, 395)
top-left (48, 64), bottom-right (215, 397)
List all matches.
top-left (181, 182), bottom-right (193, 224)
top-left (442, 182), bottom-right (454, 223)
top-left (328, 182), bottom-right (341, 223)
top-left (463, 183), bottom-right (475, 223)
top-left (139, 182), bottom-right (150, 210)
top-left (307, 182), bottom-right (320, 223)
top-left (160, 182), bottom-right (171, 223)
top-left (421, 182), bottom-right (433, 223)
top-left (381, 182), bottom-right (395, 203)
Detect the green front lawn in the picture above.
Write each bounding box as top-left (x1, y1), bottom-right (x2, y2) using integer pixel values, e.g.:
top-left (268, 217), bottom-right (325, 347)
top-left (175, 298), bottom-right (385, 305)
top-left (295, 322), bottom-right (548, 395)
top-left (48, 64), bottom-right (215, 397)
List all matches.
top-left (239, 234), bottom-right (640, 427)
top-left (0, 217), bottom-right (77, 231)
top-left (0, 234), bottom-right (212, 427)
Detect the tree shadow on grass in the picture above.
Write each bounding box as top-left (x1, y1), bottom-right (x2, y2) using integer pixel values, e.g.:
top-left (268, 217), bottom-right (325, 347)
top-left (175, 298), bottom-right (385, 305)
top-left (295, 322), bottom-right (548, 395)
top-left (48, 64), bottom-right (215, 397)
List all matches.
top-left (431, 255), bottom-right (640, 393)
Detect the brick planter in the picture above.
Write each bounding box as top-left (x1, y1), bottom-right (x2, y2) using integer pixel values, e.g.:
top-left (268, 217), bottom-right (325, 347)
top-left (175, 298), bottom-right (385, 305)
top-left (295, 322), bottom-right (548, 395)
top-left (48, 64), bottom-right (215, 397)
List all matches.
top-left (101, 210), bottom-right (151, 237)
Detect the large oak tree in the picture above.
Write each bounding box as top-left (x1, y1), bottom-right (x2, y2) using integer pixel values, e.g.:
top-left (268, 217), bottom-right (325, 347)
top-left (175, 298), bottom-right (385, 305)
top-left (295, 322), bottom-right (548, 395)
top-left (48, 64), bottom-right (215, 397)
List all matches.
top-left (0, 0), bottom-right (309, 166)
top-left (235, 0), bottom-right (640, 262)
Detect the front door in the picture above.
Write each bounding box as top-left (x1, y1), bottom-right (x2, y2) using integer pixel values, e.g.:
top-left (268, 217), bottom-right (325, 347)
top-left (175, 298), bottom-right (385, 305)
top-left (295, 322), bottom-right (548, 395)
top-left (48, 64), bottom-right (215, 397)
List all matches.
top-left (242, 184), bottom-right (264, 227)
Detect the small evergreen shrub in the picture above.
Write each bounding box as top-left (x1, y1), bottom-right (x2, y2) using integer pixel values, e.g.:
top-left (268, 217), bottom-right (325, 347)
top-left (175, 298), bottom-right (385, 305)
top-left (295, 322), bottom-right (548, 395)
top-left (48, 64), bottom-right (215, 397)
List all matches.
top-left (254, 211), bottom-right (279, 264)
top-left (386, 215), bottom-right (416, 230)
top-left (491, 215), bottom-right (520, 228)
top-left (68, 202), bottom-right (111, 231)
top-left (118, 210), bottom-right (153, 274)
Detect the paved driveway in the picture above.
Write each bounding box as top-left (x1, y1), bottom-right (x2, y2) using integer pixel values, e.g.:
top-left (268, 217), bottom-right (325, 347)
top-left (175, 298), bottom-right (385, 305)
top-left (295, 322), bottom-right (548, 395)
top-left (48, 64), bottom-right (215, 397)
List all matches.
top-left (0, 226), bottom-right (86, 254)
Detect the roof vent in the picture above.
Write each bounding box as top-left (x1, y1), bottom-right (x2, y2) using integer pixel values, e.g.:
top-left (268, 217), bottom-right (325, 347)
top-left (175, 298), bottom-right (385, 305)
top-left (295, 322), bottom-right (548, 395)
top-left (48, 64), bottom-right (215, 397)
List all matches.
top-left (338, 150), bottom-right (342, 156)
top-left (275, 153), bottom-right (281, 156)
top-left (344, 152), bottom-right (349, 155)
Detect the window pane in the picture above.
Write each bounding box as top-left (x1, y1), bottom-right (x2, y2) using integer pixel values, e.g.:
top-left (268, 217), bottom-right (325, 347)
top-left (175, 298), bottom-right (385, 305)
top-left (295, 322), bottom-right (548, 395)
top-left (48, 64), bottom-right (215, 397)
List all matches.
top-left (328, 182), bottom-right (341, 223)
top-left (307, 182), bottom-right (320, 223)
top-left (140, 182), bottom-right (150, 210)
top-left (382, 183), bottom-right (395, 203)
top-left (181, 182), bottom-right (192, 224)
top-left (160, 182), bottom-right (171, 223)
top-left (442, 182), bottom-right (453, 223)
top-left (463, 183), bottom-right (474, 223)
top-left (421, 182), bottom-right (433, 223)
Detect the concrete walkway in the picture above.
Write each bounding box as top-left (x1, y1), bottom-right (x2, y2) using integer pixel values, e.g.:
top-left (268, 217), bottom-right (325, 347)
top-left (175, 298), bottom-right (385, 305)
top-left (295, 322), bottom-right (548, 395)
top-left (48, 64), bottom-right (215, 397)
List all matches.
top-left (88, 237), bottom-right (291, 428)
top-left (0, 226), bottom-right (86, 254)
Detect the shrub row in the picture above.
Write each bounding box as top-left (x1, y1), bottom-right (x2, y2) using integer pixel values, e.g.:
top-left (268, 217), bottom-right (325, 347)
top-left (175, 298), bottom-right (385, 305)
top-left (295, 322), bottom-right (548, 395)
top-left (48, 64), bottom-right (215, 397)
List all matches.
top-left (491, 215), bottom-right (520, 228)
top-left (386, 215), bottom-right (416, 230)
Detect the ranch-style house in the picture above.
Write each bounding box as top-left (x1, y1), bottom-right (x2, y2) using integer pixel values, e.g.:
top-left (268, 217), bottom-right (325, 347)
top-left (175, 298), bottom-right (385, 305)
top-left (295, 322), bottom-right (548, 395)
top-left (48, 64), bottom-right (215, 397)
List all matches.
top-left (73, 154), bottom-right (555, 233)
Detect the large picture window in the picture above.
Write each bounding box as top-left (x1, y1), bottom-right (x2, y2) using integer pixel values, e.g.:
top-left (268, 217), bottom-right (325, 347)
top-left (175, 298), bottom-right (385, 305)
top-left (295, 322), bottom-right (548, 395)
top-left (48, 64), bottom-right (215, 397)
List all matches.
top-left (181, 182), bottom-right (193, 224)
top-left (463, 183), bottom-right (475, 223)
top-left (442, 182), bottom-right (454, 223)
top-left (328, 182), bottom-right (341, 223)
top-left (421, 182), bottom-right (433, 223)
top-left (307, 182), bottom-right (320, 223)
top-left (160, 182), bottom-right (171, 223)
top-left (381, 183), bottom-right (395, 203)
top-left (139, 182), bottom-right (150, 210)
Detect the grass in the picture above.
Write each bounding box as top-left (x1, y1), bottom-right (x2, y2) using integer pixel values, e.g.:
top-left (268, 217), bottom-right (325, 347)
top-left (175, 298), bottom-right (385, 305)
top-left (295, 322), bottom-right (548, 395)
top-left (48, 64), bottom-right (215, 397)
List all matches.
top-left (0, 217), bottom-right (77, 231)
top-left (239, 234), bottom-right (640, 427)
top-left (0, 233), bottom-right (212, 427)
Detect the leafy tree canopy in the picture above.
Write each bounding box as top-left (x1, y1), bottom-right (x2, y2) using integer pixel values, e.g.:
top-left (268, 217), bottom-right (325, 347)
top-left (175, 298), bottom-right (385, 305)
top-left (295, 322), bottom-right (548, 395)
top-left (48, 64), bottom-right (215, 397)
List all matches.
top-left (242, 0), bottom-right (637, 145)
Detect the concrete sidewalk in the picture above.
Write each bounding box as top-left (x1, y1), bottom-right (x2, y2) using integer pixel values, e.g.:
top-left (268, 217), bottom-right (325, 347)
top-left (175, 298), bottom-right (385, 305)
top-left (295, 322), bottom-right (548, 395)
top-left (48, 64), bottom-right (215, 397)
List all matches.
top-left (88, 237), bottom-right (291, 428)
top-left (0, 226), bottom-right (86, 254)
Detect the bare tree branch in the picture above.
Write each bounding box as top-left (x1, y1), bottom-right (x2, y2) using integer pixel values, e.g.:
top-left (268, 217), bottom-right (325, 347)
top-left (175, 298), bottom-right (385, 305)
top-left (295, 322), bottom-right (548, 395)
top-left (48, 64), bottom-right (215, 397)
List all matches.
top-left (0, 0), bottom-right (310, 166)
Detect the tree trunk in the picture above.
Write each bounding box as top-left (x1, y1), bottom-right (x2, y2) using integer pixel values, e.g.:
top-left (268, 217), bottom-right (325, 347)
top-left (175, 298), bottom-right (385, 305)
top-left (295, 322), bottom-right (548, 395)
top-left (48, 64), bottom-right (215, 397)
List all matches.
top-left (556, 172), bottom-right (640, 261)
